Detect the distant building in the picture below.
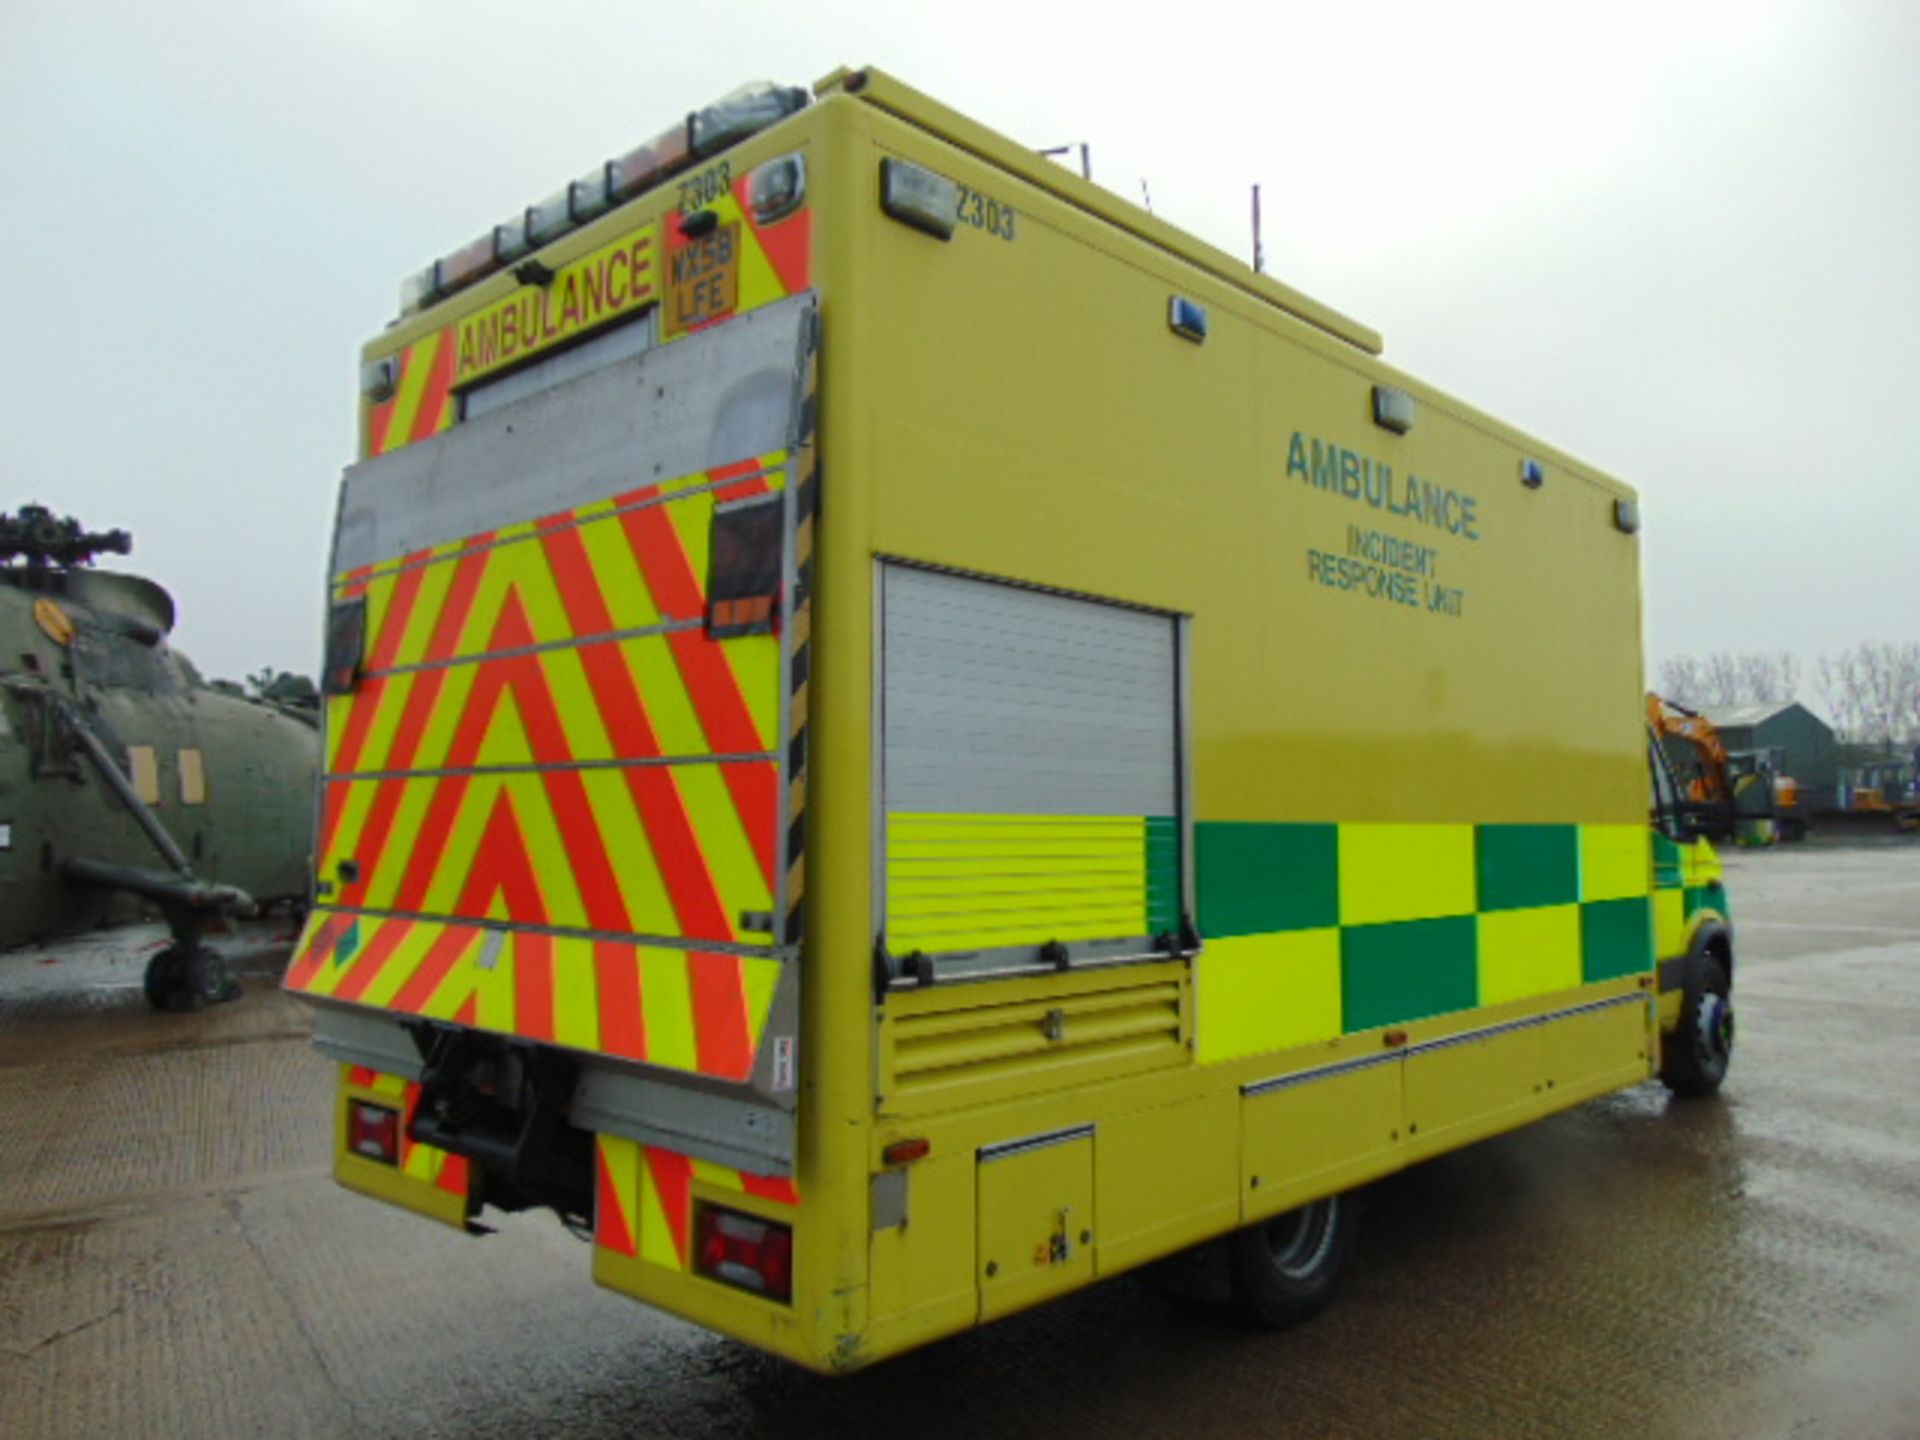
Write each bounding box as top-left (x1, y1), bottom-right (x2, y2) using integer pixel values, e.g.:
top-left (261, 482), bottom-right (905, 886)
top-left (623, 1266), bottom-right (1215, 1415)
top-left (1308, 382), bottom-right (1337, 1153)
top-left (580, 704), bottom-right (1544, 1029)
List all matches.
top-left (1698, 701), bottom-right (1840, 806)
top-left (1831, 742), bottom-right (1918, 808)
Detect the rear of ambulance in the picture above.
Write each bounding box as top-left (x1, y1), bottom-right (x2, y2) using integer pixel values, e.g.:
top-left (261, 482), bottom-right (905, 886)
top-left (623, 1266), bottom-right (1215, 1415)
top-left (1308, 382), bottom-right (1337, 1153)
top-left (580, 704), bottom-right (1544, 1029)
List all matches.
top-left (286, 82), bottom-right (822, 1355)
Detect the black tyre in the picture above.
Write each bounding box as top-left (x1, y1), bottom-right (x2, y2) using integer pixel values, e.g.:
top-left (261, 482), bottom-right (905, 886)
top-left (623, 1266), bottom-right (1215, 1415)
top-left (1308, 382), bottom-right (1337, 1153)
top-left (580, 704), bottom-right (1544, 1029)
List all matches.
top-left (142, 946), bottom-right (187, 1011)
top-left (1661, 950), bottom-right (1733, 1098)
top-left (142, 944), bottom-right (235, 1012)
top-left (1228, 1192), bottom-right (1360, 1330)
top-left (189, 945), bottom-right (239, 1006)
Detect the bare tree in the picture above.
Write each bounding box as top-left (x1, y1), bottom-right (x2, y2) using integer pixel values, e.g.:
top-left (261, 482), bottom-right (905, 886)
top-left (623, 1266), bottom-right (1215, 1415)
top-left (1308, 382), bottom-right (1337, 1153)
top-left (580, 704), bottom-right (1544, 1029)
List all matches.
top-left (1658, 650), bottom-right (1804, 709)
top-left (1701, 653), bottom-right (1742, 706)
top-left (1735, 650), bottom-right (1800, 705)
top-left (1819, 642), bottom-right (1920, 750)
top-left (1655, 655), bottom-right (1705, 704)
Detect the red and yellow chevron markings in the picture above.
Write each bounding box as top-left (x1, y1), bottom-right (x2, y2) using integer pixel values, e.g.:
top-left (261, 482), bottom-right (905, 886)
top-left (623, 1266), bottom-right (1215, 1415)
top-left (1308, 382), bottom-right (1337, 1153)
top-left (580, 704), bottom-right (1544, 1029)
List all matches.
top-left (293, 459), bottom-right (794, 1083)
top-left (594, 1134), bottom-right (798, 1269)
top-left (366, 327), bottom-right (457, 457)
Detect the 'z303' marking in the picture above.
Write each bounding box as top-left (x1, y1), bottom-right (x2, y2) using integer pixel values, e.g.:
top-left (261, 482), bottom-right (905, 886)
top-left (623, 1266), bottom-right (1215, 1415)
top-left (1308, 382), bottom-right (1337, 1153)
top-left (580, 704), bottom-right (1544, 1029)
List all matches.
top-left (678, 162), bottom-right (732, 213)
top-left (955, 185), bottom-right (1016, 240)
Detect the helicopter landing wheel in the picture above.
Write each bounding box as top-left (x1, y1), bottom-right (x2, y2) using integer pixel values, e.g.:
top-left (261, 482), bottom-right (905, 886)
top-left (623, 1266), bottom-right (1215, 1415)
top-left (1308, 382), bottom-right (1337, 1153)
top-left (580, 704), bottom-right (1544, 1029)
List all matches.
top-left (143, 943), bottom-right (237, 1012)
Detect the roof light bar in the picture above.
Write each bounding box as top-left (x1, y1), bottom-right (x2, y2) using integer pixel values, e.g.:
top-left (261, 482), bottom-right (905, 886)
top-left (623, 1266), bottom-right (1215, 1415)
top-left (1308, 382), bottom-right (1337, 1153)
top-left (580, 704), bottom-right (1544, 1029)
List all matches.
top-left (398, 265), bottom-right (439, 317)
top-left (438, 232), bottom-right (500, 291)
top-left (492, 213), bottom-right (533, 265)
top-left (692, 84), bottom-right (809, 158)
top-left (396, 81), bottom-right (808, 319)
top-left (569, 163), bottom-right (616, 223)
top-left (609, 127), bottom-right (690, 205)
top-left (525, 188), bottom-right (574, 247)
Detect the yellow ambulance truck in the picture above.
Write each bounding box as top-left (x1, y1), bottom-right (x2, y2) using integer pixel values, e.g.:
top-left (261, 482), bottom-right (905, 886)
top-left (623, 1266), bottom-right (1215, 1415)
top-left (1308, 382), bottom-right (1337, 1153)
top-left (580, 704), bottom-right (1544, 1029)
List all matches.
top-left (291, 67), bottom-right (1736, 1370)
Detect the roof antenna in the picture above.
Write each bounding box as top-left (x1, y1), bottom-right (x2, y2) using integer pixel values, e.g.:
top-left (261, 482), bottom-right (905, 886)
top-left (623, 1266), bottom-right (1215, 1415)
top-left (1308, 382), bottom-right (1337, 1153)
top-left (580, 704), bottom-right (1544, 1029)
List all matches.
top-left (1041, 144), bottom-right (1093, 180)
top-left (1140, 178), bottom-right (1154, 214)
top-left (1252, 184), bottom-right (1266, 274)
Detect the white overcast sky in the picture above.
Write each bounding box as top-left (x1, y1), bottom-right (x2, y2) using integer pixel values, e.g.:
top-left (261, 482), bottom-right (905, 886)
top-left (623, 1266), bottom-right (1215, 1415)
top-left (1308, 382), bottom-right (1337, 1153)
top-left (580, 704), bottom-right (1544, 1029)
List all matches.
top-left (2, 0), bottom-right (1914, 694)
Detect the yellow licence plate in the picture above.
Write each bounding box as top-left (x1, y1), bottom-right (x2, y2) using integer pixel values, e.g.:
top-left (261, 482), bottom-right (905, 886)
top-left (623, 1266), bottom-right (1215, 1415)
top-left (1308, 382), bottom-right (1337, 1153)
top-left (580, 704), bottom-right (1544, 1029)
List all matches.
top-left (666, 223), bottom-right (741, 336)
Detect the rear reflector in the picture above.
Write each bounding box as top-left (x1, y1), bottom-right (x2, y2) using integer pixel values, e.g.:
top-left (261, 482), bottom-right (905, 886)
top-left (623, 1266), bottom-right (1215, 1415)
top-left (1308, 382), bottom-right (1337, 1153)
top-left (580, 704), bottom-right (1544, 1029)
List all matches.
top-left (695, 1204), bottom-right (793, 1302)
top-left (349, 1101), bottom-right (400, 1165)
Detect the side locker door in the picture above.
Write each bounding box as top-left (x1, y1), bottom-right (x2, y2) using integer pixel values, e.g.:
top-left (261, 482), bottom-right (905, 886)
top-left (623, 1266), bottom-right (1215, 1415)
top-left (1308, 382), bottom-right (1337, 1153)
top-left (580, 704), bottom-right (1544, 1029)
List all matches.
top-left (976, 1126), bottom-right (1095, 1321)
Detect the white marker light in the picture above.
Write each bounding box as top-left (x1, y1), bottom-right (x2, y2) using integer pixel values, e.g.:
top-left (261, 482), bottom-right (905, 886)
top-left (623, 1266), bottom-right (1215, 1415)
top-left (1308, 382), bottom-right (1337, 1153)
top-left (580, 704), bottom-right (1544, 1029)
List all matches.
top-left (751, 154), bottom-right (807, 225)
top-left (1372, 386), bottom-right (1416, 434)
top-left (880, 159), bottom-right (958, 240)
top-left (360, 356), bottom-right (398, 403)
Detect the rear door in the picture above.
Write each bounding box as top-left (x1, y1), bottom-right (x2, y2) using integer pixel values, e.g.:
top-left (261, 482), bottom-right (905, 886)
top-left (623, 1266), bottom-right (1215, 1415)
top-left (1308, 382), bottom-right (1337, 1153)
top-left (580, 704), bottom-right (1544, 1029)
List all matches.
top-left (289, 294), bottom-right (817, 1131)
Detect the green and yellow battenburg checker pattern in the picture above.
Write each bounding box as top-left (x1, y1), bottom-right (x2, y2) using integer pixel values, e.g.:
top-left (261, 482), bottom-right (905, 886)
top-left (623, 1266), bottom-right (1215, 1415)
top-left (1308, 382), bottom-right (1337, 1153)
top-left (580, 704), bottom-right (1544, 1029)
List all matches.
top-left (1193, 821), bottom-right (1660, 1063)
top-left (1653, 827), bottom-right (1729, 959)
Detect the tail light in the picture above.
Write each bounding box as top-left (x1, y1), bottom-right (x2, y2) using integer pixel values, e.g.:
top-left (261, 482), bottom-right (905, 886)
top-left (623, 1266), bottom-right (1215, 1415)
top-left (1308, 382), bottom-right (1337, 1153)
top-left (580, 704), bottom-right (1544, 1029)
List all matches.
top-left (348, 1101), bottom-right (400, 1165)
top-left (695, 1204), bottom-right (793, 1302)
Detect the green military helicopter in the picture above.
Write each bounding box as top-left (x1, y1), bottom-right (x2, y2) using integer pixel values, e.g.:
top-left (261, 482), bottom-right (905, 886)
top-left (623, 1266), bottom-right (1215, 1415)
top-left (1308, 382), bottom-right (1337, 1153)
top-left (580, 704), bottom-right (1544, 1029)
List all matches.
top-left (0, 505), bottom-right (320, 1009)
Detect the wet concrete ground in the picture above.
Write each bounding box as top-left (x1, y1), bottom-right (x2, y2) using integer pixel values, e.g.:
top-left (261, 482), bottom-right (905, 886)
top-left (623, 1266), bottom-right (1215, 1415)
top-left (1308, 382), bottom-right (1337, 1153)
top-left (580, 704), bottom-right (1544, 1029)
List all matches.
top-left (3, 840), bottom-right (1918, 1439)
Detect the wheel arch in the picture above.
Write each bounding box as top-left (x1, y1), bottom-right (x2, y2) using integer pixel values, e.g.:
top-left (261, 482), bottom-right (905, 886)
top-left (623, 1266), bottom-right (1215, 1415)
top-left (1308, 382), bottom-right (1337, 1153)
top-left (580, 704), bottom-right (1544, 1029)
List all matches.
top-left (1690, 914), bottom-right (1735, 983)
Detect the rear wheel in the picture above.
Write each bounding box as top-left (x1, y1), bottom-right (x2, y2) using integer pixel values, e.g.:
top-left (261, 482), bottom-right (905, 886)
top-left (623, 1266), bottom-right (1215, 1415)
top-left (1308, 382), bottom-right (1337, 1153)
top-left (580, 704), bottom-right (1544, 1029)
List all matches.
top-left (1661, 950), bottom-right (1733, 1098)
top-left (1229, 1192), bottom-right (1360, 1330)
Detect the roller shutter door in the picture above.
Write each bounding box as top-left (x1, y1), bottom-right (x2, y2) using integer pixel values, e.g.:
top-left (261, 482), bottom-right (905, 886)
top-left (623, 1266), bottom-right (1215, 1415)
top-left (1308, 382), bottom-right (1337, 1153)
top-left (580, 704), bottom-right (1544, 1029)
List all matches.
top-left (880, 565), bottom-right (1183, 981)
